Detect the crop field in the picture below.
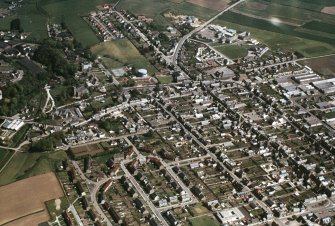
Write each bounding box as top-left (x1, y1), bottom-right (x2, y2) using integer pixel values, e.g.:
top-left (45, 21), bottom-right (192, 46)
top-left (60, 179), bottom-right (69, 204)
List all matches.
top-left (216, 0), bottom-right (335, 56)
top-left (116, 0), bottom-right (217, 28)
top-left (186, 0), bottom-right (231, 11)
top-left (0, 172), bottom-right (63, 225)
top-left (0, 151), bottom-right (67, 186)
top-left (70, 143), bottom-right (104, 157)
top-left (301, 55), bottom-right (335, 77)
top-left (91, 39), bottom-right (157, 74)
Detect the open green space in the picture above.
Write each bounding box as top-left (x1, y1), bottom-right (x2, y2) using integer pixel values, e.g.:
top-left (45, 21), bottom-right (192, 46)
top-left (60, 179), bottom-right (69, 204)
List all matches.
top-left (0, 0), bottom-right (118, 46)
top-left (0, 0), bottom-right (48, 39)
top-left (219, 12), bottom-right (335, 45)
top-left (234, 0), bottom-right (335, 25)
top-left (40, 0), bottom-right (120, 47)
top-left (91, 39), bottom-right (157, 74)
top-left (189, 215), bottom-right (220, 226)
top-left (213, 19), bottom-right (335, 57)
top-left (157, 75), bottom-right (174, 84)
top-left (213, 44), bottom-right (249, 59)
top-left (0, 150), bottom-right (67, 186)
top-left (45, 196), bottom-right (69, 221)
top-left (117, 0), bottom-right (216, 30)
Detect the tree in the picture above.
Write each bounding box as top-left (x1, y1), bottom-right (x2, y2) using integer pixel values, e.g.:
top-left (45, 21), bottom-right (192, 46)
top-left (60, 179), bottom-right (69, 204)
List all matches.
top-left (10, 19), bottom-right (22, 32)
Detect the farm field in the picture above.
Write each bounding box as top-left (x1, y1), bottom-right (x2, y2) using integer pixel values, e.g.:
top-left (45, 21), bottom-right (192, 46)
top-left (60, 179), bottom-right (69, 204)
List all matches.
top-left (40, 0), bottom-right (119, 47)
top-left (116, 0), bottom-right (217, 29)
top-left (213, 19), bottom-right (335, 57)
top-left (0, 0), bottom-right (48, 40)
top-left (0, 148), bottom-right (14, 170)
top-left (91, 39), bottom-right (157, 74)
top-left (213, 44), bottom-right (249, 59)
top-left (0, 0), bottom-right (119, 46)
top-left (0, 151), bottom-right (67, 186)
top-left (186, 0), bottom-right (231, 11)
top-left (0, 172), bottom-right (64, 225)
top-left (189, 215), bottom-right (220, 226)
top-left (301, 55), bottom-right (335, 77)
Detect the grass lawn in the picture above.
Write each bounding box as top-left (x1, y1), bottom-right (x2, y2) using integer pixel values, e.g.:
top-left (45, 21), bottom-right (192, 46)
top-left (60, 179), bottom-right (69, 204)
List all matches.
top-left (213, 44), bottom-right (249, 59)
top-left (0, 0), bottom-right (119, 46)
top-left (0, 150), bottom-right (67, 186)
top-left (213, 20), bottom-right (335, 57)
top-left (91, 39), bottom-right (157, 74)
top-left (157, 75), bottom-right (174, 84)
top-left (189, 215), bottom-right (220, 226)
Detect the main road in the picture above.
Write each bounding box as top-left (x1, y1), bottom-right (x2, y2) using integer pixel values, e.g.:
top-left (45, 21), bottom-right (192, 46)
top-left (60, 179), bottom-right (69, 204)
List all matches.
top-left (172, 0), bottom-right (246, 66)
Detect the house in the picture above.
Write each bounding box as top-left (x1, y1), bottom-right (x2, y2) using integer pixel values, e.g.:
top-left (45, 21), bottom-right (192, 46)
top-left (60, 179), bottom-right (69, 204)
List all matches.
top-left (73, 86), bottom-right (89, 99)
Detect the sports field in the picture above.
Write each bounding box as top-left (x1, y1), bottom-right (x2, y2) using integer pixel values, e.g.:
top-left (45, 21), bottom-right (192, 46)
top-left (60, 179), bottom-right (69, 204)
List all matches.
top-left (91, 39), bottom-right (157, 74)
top-left (0, 172), bottom-right (64, 225)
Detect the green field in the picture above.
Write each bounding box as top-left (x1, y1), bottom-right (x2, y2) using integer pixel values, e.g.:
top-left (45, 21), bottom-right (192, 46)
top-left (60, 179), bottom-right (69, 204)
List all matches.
top-left (0, 0), bottom-right (48, 39)
top-left (91, 39), bottom-right (157, 74)
top-left (157, 75), bottom-right (174, 84)
top-left (0, 0), bottom-right (119, 46)
top-left (40, 0), bottom-right (119, 47)
top-left (0, 150), bottom-right (67, 186)
top-left (234, 0), bottom-right (335, 25)
top-left (213, 44), bottom-right (249, 59)
top-left (117, 0), bottom-right (217, 29)
top-left (189, 215), bottom-right (220, 226)
top-left (221, 0), bottom-right (335, 56)
top-left (213, 19), bottom-right (335, 57)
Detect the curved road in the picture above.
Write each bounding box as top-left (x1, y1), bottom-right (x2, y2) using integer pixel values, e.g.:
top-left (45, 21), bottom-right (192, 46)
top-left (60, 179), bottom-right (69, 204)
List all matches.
top-left (172, 0), bottom-right (246, 66)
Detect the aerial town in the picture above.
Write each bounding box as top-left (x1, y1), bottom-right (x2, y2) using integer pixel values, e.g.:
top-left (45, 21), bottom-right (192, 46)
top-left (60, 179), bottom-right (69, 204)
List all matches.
top-left (1, 0), bottom-right (335, 226)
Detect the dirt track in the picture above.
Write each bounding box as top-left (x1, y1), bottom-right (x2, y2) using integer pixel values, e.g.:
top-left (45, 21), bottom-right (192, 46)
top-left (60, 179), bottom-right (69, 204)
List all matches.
top-left (0, 172), bottom-right (63, 225)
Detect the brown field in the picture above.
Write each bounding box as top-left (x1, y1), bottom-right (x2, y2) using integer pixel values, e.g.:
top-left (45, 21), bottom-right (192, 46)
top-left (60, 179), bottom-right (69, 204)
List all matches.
top-left (4, 210), bottom-right (49, 226)
top-left (301, 55), bottom-right (335, 77)
top-left (186, 0), bottom-right (231, 11)
top-left (321, 6), bottom-right (335, 15)
top-left (71, 143), bottom-right (104, 157)
top-left (0, 172), bottom-right (64, 225)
